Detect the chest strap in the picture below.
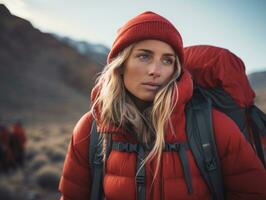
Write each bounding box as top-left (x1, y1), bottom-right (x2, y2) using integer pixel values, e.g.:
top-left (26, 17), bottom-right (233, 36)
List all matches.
top-left (112, 141), bottom-right (192, 199)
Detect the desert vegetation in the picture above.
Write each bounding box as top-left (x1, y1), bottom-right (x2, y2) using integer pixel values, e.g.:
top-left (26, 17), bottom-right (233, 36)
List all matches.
top-left (0, 122), bottom-right (73, 200)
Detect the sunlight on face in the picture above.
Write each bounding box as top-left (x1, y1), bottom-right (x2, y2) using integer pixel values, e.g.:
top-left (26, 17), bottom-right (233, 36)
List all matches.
top-left (123, 39), bottom-right (175, 101)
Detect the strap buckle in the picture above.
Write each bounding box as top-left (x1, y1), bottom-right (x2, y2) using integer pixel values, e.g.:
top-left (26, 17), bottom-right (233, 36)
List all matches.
top-left (93, 152), bottom-right (103, 165)
top-left (205, 158), bottom-right (217, 171)
top-left (165, 143), bottom-right (180, 151)
top-left (136, 175), bottom-right (145, 185)
top-left (117, 143), bottom-right (138, 152)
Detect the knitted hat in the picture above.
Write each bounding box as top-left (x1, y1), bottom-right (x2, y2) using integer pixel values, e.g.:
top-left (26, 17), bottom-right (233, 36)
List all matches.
top-left (107, 11), bottom-right (184, 65)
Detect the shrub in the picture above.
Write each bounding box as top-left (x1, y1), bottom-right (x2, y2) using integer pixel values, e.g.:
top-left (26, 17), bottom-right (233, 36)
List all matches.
top-left (46, 148), bottom-right (65, 163)
top-left (25, 146), bottom-right (39, 161)
top-left (0, 183), bottom-right (14, 200)
top-left (29, 154), bottom-right (49, 172)
top-left (35, 166), bottom-right (60, 191)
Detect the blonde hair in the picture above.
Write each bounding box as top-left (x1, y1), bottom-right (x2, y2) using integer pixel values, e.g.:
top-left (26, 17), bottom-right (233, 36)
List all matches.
top-left (91, 43), bottom-right (182, 180)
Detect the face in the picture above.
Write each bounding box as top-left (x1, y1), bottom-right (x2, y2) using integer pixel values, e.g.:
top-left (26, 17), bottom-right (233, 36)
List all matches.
top-left (123, 40), bottom-right (176, 102)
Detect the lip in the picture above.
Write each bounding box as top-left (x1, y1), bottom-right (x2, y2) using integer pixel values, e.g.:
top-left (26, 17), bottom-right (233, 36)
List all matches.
top-left (142, 82), bottom-right (161, 90)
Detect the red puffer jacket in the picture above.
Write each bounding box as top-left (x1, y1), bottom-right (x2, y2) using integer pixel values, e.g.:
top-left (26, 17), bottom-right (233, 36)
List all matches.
top-left (59, 71), bottom-right (266, 200)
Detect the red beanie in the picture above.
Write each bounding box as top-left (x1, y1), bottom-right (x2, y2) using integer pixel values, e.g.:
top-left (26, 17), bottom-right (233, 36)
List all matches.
top-left (107, 11), bottom-right (184, 65)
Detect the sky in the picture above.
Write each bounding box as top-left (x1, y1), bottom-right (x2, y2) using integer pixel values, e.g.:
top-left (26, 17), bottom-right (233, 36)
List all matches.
top-left (1, 0), bottom-right (266, 74)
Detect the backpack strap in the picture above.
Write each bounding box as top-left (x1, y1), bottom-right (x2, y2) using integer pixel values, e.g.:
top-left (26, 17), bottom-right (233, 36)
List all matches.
top-left (89, 120), bottom-right (112, 200)
top-left (89, 120), bottom-right (104, 200)
top-left (164, 142), bottom-right (193, 193)
top-left (249, 105), bottom-right (266, 167)
top-left (186, 90), bottom-right (225, 200)
top-left (197, 85), bottom-right (266, 168)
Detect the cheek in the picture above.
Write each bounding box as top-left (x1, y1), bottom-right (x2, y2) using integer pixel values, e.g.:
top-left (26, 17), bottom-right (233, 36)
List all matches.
top-left (123, 75), bottom-right (140, 95)
top-left (123, 65), bottom-right (145, 96)
top-left (123, 75), bottom-right (132, 91)
top-left (123, 65), bottom-right (143, 87)
top-left (123, 69), bottom-right (135, 92)
top-left (164, 67), bottom-right (175, 82)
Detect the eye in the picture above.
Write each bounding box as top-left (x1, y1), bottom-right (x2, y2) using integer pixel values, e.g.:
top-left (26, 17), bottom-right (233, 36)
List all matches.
top-left (162, 57), bottom-right (174, 65)
top-left (136, 53), bottom-right (151, 61)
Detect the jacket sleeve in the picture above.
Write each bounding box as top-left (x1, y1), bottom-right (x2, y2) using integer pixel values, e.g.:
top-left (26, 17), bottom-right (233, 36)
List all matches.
top-left (212, 109), bottom-right (266, 200)
top-left (59, 112), bottom-right (94, 200)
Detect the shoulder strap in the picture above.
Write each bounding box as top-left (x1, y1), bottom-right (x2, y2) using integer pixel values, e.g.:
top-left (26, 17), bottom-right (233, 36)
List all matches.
top-left (89, 120), bottom-right (99, 172)
top-left (89, 120), bottom-right (104, 200)
top-left (186, 89), bottom-right (224, 200)
top-left (249, 105), bottom-right (266, 168)
top-left (198, 85), bottom-right (266, 168)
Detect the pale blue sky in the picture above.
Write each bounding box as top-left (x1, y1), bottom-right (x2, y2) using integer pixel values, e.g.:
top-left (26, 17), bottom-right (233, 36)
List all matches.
top-left (1, 0), bottom-right (266, 74)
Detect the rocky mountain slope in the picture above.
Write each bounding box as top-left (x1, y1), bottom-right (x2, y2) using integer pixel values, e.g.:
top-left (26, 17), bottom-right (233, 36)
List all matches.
top-left (0, 4), bottom-right (107, 125)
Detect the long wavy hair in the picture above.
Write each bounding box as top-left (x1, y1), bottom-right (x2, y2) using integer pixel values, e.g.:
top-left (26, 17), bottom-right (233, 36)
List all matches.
top-left (91, 42), bottom-right (182, 180)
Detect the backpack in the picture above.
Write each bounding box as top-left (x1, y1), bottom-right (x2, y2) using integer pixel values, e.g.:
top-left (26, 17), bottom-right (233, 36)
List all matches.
top-left (88, 45), bottom-right (266, 200)
top-left (183, 45), bottom-right (266, 166)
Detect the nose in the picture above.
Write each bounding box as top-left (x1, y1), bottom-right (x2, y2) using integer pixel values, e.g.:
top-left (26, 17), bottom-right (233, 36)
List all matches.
top-left (148, 61), bottom-right (161, 78)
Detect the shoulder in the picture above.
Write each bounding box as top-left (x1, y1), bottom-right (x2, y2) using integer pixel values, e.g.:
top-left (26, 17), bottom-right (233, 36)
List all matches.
top-left (72, 111), bottom-right (94, 146)
top-left (59, 111), bottom-right (94, 199)
top-left (63, 111), bottom-right (95, 169)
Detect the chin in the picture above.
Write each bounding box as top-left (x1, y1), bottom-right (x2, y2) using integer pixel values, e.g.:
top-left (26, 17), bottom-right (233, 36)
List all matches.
top-left (139, 95), bottom-right (155, 102)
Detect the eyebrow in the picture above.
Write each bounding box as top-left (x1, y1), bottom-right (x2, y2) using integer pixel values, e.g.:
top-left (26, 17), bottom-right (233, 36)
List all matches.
top-left (136, 49), bottom-right (175, 57)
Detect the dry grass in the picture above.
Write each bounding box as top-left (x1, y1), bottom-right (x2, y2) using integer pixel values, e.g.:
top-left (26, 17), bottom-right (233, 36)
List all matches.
top-left (0, 121), bottom-right (74, 199)
top-left (46, 148), bottom-right (66, 163)
top-left (29, 154), bottom-right (50, 172)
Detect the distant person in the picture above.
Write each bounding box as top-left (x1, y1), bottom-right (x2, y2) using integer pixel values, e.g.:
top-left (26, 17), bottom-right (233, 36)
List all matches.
top-left (10, 121), bottom-right (27, 167)
top-left (0, 125), bottom-right (14, 172)
top-left (59, 11), bottom-right (266, 200)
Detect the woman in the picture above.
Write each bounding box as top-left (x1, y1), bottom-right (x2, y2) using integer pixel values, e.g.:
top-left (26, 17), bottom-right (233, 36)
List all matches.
top-left (59, 11), bottom-right (266, 200)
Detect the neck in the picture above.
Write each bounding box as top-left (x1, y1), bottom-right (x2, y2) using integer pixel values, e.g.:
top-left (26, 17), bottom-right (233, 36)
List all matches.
top-left (126, 91), bottom-right (152, 111)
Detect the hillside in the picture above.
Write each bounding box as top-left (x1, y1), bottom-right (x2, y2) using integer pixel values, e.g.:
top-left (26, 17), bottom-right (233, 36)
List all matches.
top-left (248, 71), bottom-right (266, 91)
top-left (248, 71), bottom-right (266, 112)
top-left (0, 4), bottom-right (107, 125)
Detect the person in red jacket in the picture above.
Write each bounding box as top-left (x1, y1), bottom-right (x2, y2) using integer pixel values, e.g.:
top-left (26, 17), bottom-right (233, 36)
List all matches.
top-left (0, 124), bottom-right (14, 172)
top-left (11, 121), bottom-right (27, 167)
top-left (59, 11), bottom-right (266, 200)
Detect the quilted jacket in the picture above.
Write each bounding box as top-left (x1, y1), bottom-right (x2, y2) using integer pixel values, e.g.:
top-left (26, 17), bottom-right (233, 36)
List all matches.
top-left (59, 70), bottom-right (266, 200)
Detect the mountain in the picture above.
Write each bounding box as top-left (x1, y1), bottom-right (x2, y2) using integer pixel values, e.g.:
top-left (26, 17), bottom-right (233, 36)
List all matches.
top-left (248, 71), bottom-right (266, 91)
top-left (248, 70), bottom-right (266, 112)
top-left (0, 4), bottom-right (106, 125)
top-left (53, 34), bottom-right (109, 67)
